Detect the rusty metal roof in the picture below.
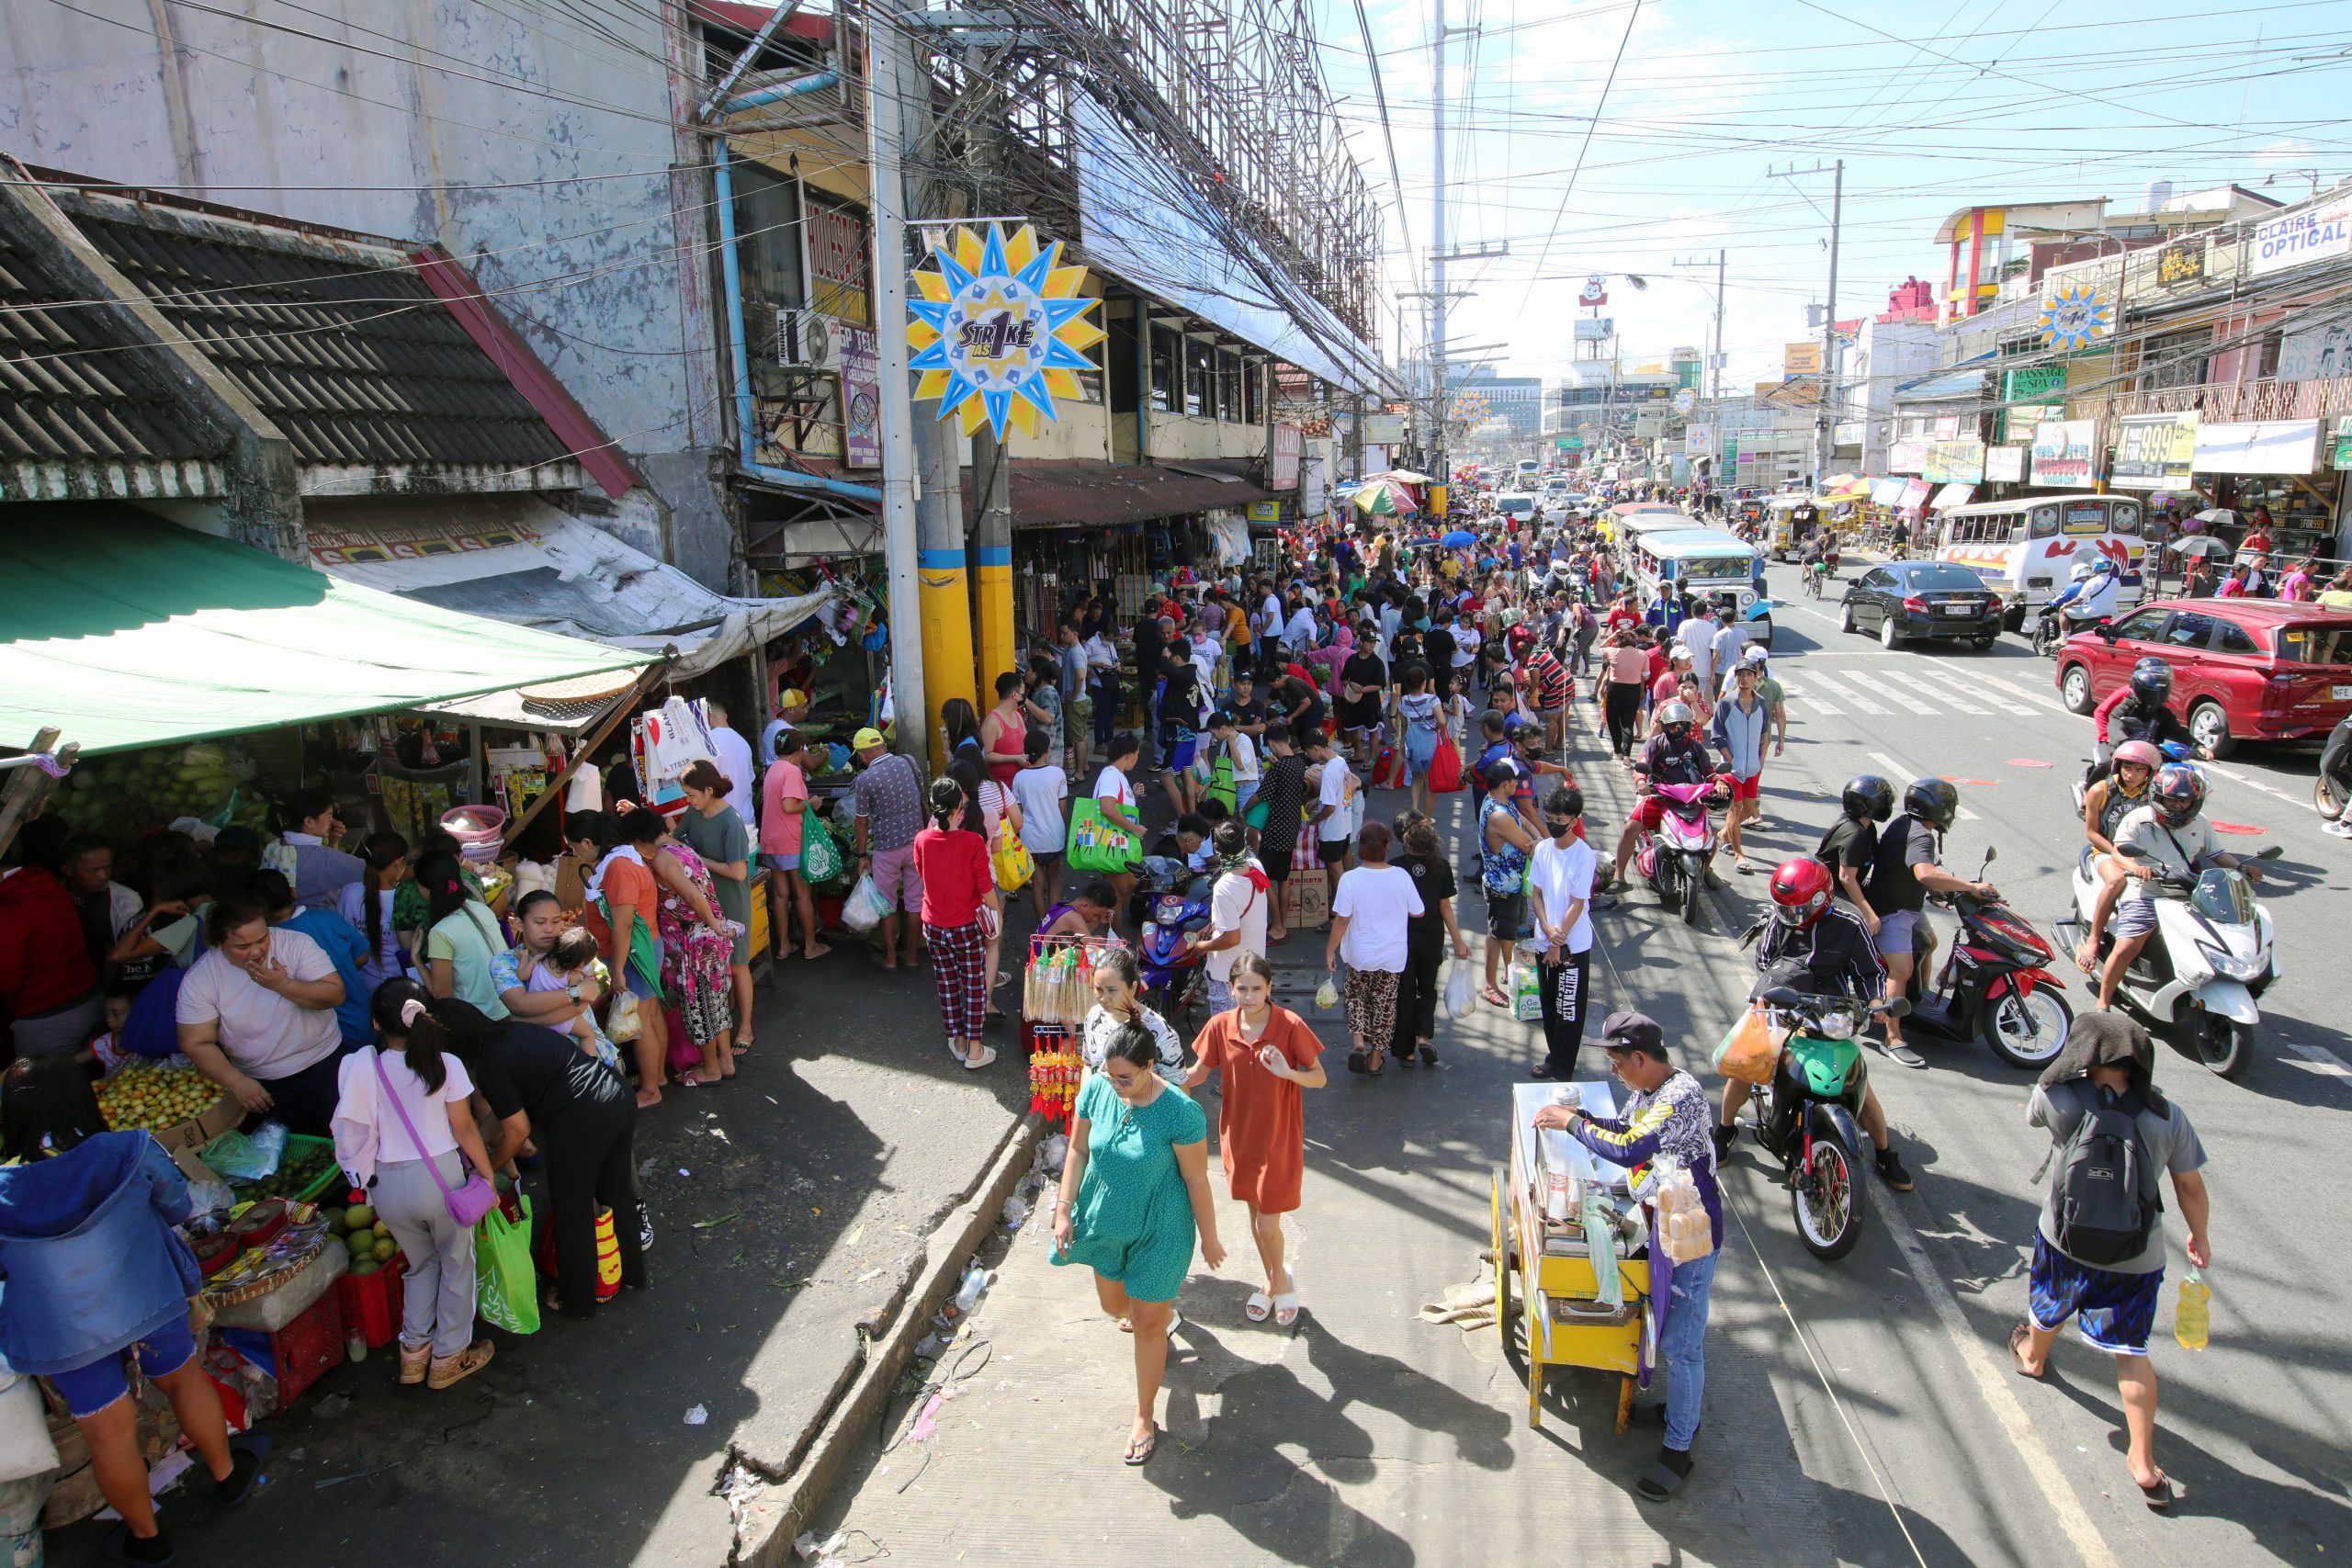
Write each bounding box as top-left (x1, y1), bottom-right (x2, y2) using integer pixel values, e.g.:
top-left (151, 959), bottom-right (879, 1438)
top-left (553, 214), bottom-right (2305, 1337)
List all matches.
top-left (46, 182), bottom-right (575, 474)
top-left (959, 457), bottom-right (1274, 531)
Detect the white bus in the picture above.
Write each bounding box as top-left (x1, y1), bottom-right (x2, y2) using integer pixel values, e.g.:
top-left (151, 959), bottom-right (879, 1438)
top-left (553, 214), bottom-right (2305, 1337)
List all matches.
top-left (1932, 493), bottom-right (2146, 630)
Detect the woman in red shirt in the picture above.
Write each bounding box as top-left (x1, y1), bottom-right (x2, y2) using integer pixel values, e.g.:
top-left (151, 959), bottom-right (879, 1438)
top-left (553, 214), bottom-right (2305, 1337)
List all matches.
top-left (912, 776), bottom-right (1001, 1070)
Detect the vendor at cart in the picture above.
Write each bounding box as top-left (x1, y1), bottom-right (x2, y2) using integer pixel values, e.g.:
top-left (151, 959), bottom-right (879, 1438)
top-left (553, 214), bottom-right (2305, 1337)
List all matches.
top-left (1531, 1010), bottom-right (1722, 1505)
top-left (173, 896), bottom-right (349, 1136)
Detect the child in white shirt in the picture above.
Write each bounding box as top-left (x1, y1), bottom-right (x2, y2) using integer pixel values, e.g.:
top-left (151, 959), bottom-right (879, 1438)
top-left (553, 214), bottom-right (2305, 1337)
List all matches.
top-left (1011, 731), bottom-right (1069, 918)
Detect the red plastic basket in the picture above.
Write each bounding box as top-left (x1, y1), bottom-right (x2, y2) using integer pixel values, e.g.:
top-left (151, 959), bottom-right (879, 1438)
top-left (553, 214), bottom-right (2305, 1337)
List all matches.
top-left (333, 1253), bottom-right (408, 1349)
top-left (270, 1288), bottom-right (345, 1407)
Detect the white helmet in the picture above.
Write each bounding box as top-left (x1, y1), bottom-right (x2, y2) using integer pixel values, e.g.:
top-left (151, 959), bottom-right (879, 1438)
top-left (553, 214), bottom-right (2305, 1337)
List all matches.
top-left (2070, 559), bottom-right (2098, 582)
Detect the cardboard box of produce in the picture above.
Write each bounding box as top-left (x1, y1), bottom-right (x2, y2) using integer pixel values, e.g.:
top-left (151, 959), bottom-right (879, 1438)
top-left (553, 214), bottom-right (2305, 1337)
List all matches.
top-left (151, 1094), bottom-right (244, 1182)
top-left (1289, 875), bottom-right (1331, 930)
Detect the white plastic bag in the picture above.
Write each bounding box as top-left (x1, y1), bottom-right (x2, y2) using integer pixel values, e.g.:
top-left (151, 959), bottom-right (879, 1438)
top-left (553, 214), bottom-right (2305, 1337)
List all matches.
top-left (842, 873), bottom-right (891, 933)
top-left (1314, 976), bottom-right (1340, 1011)
top-left (1444, 960), bottom-right (1476, 1021)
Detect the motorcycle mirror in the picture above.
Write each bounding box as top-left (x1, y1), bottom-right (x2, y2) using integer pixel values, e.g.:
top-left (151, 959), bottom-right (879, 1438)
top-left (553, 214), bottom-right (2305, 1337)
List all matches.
top-left (2256, 844), bottom-right (2285, 861)
top-left (1758, 986), bottom-right (1804, 1010)
top-left (1981, 844), bottom-right (1998, 868)
top-left (1739, 920), bottom-right (1765, 949)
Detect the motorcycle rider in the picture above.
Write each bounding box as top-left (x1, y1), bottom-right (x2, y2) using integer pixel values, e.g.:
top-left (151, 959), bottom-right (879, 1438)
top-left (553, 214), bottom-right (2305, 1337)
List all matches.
top-left (1608, 699), bottom-right (1719, 894)
top-left (2070, 739), bottom-right (2163, 975)
top-left (2042, 555), bottom-right (2120, 646)
top-left (1716, 857), bottom-right (1915, 1190)
top-left (2324, 714), bottom-right (2352, 840)
top-left (1864, 778), bottom-right (1996, 1069)
top-left (1816, 775), bottom-right (1894, 933)
top-left (2090, 658), bottom-right (2200, 785)
top-left (2096, 763), bottom-right (2263, 1013)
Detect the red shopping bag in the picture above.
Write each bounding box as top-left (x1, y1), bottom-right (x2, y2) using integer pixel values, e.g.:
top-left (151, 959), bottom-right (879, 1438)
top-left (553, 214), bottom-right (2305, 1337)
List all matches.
top-left (1428, 735), bottom-right (1464, 794)
top-left (1372, 747), bottom-right (1402, 789)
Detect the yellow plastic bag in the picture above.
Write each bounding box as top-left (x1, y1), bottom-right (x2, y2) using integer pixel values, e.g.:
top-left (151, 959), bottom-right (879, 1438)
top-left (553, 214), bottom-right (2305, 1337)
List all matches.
top-left (992, 822), bottom-right (1035, 893)
top-left (1712, 1006), bottom-right (1778, 1086)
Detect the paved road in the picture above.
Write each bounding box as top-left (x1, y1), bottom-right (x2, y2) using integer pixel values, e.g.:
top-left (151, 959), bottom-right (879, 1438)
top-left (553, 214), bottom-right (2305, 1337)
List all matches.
top-left (818, 560), bottom-right (2352, 1566)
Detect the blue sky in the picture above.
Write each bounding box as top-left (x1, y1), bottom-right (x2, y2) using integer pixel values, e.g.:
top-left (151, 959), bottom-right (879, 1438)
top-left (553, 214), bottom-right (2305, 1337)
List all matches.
top-left (1310, 0), bottom-right (2352, 391)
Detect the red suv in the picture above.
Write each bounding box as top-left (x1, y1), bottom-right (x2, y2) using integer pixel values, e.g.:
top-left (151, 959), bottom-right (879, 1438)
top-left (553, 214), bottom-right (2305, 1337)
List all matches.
top-left (2055, 598), bottom-right (2352, 756)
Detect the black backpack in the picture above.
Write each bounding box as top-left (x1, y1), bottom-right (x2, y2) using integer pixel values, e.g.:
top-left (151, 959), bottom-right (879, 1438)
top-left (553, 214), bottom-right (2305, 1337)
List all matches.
top-left (2045, 1085), bottom-right (2160, 1267)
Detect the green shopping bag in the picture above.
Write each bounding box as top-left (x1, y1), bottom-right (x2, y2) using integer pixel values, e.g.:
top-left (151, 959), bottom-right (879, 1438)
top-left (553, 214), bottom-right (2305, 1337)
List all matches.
top-left (1066, 796), bottom-right (1140, 874)
top-left (1204, 753), bottom-right (1238, 814)
top-left (476, 1196), bottom-right (542, 1335)
top-left (800, 811), bottom-right (843, 885)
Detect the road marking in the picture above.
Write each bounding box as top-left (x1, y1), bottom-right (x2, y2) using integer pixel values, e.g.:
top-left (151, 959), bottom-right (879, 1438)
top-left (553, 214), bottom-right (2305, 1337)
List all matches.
top-left (2278, 1036), bottom-right (2352, 1078)
top-left (1869, 750), bottom-right (1981, 819)
top-left (1846, 671), bottom-right (1941, 716)
top-left (1882, 668), bottom-right (1993, 716)
top-left (1804, 671), bottom-right (1891, 716)
top-left (1775, 681), bottom-right (1845, 716)
top-left (1970, 670), bottom-right (2073, 713)
top-left (1909, 669), bottom-right (2040, 717)
top-left (2206, 761), bottom-right (2305, 809)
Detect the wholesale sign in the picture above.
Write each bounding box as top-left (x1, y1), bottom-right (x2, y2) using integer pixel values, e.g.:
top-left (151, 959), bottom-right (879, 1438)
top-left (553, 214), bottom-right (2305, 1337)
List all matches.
top-left (2109, 411), bottom-right (2198, 491)
top-left (2030, 419), bottom-right (2098, 488)
top-left (2249, 203), bottom-right (2352, 277)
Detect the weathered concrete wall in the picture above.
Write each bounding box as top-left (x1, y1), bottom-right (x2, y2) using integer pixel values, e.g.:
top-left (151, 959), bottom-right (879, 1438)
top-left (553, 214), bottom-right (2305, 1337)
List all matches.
top-left (0, 0), bottom-right (737, 583)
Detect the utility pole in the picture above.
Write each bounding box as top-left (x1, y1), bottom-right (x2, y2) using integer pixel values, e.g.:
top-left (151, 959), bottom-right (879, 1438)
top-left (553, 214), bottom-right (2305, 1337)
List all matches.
top-left (1713, 249), bottom-right (1725, 400)
top-left (864, 5), bottom-right (930, 763)
top-left (1770, 159), bottom-right (1843, 485)
top-left (1430, 0), bottom-right (1448, 513)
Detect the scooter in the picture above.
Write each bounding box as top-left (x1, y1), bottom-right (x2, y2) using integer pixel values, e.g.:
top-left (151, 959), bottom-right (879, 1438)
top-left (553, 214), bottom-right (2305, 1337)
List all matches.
top-left (2056, 842), bottom-right (2283, 1078)
top-left (1894, 845), bottom-right (2075, 1069)
top-left (1137, 889), bottom-right (1212, 1033)
top-left (1634, 779), bottom-right (1724, 929)
top-left (2071, 740), bottom-right (2197, 816)
top-left (1737, 982), bottom-right (1907, 1263)
top-left (2030, 605), bottom-right (2111, 658)
top-left (2315, 712), bottom-right (2352, 822)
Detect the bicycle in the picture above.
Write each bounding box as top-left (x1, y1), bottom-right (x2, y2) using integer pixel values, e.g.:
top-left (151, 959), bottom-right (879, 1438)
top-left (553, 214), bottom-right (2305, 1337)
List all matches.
top-left (1801, 560), bottom-right (1827, 599)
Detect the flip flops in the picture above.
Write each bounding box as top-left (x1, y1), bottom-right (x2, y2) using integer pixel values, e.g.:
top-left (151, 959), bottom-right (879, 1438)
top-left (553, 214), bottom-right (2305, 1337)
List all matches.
top-left (1273, 1282), bottom-right (1302, 1327)
top-left (2137, 1470), bottom-right (2175, 1510)
top-left (1345, 1051), bottom-right (1368, 1075)
top-left (1245, 1291), bottom-right (1273, 1323)
top-left (102, 1523), bottom-right (177, 1566)
top-left (1635, 1445), bottom-right (1694, 1501)
top-left (1124, 1425), bottom-right (1160, 1465)
top-left (2007, 1323), bottom-right (2046, 1381)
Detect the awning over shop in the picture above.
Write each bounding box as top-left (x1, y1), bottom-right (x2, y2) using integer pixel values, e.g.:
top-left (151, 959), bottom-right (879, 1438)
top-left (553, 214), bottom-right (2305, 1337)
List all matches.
top-left (309, 502), bottom-right (831, 678)
top-left (0, 506), bottom-right (652, 756)
top-left (1931, 482), bottom-right (1977, 510)
top-left (967, 458), bottom-right (1276, 532)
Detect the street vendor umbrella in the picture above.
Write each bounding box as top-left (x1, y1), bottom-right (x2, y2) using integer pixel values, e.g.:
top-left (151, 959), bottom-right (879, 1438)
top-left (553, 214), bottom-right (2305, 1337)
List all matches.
top-left (1375, 468), bottom-right (1437, 485)
top-left (2170, 535), bottom-right (2232, 558)
top-left (1440, 529), bottom-right (1477, 547)
top-left (2188, 508), bottom-right (2238, 533)
top-left (1351, 479), bottom-right (1419, 517)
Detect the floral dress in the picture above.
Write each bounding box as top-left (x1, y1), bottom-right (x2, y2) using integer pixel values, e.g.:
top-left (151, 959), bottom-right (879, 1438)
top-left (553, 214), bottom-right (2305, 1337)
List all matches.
top-left (654, 842), bottom-right (735, 1046)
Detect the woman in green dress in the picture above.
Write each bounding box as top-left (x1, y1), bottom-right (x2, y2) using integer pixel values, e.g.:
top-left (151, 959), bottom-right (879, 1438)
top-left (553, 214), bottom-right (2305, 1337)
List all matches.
top-left (1052, 1022), bottom-right (1225, 1465)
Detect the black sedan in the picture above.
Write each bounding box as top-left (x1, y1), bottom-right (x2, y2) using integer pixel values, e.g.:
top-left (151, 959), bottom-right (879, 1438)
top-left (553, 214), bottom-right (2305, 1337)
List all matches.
top-left (1838, 560), bottom-right (2004, 649)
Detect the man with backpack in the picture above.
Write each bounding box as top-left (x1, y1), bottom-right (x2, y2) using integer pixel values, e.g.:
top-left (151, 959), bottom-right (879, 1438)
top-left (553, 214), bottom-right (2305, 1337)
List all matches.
top-left (2010, 1012), bottom-right (2211, 1512)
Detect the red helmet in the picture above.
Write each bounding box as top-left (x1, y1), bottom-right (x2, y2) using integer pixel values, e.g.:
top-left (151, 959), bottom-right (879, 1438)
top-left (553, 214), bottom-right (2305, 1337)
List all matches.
top-left (1769, 856), bottom-right (1834, 927)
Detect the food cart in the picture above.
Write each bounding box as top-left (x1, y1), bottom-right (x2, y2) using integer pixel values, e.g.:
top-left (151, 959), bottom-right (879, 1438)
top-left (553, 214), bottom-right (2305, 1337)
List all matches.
top-left (1488, 1081), bottom-right (1654, 1430)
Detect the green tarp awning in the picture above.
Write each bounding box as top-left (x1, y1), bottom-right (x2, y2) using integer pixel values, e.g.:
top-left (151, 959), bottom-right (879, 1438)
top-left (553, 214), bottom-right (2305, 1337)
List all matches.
top-left (0, 506), bottom-right (654, 756)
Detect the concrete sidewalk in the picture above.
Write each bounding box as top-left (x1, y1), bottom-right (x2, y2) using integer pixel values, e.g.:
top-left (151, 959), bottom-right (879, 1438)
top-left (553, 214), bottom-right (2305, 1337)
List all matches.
top-left (812, 789), bottom-right (1838, 1565)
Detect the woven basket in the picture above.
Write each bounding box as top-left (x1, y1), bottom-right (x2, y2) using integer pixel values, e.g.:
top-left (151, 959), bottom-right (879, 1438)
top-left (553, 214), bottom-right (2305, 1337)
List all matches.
top-left (201, 1237), bottom-right (325, 1307)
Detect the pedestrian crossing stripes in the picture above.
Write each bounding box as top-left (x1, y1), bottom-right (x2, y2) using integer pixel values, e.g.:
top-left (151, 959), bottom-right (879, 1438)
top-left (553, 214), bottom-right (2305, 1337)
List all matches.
top-left (1781, 663), bottom-right (2069, 720)
top-left (1880, 668), bottom-right (1993, 716)
top-left (1792, 671), bottom-right (1889, 716)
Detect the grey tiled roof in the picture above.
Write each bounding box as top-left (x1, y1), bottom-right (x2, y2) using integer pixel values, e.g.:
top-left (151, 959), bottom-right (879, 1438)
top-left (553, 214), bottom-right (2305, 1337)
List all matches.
top-left (51, 186), bottom-right (574, 472)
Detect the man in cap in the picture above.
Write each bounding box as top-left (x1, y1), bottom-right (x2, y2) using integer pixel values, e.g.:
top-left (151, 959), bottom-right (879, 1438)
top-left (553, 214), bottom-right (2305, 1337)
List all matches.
top-left (1532, 1010), bottom-right (1721, 1503)
top-left (849, 728), bottom-right (926, 969)
top-left (762, 689), bottom-right (811, 773)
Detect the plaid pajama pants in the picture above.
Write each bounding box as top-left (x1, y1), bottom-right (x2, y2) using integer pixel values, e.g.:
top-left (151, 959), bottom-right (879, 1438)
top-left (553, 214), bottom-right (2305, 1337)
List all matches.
top-left (927, 919), bottom-right (989, 1040)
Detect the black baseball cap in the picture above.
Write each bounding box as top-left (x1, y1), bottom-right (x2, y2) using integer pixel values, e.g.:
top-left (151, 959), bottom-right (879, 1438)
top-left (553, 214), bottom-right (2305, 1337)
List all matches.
top-left (1600, 1010), bottom-right (1668, 1060)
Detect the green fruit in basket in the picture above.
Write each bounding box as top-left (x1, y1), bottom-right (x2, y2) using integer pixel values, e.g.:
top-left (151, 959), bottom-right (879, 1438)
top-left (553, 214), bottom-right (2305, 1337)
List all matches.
top-left (372, 1238), bottom-right (398, 1262)
top-left (350, 1258), bottom-right (380, 1276)
top-left (345, 1202), bottom-right (377, 1229)
top-left (372, 1220), bottom-right (390, 1238)
top-left (345, 1230), bottom-right (375, 1257)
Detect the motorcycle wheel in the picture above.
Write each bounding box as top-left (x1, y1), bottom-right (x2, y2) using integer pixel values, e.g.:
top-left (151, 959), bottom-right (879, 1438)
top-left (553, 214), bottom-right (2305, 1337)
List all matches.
top-left (1979, 986), bottom-right (2072, 1070)
top-left (1790, 1107), bottom-right (1865, 1262)
top-left (1681, 867), bottom-right (1705, 928)
top-left (2193, 1012), bottom-right (2254, 1079)
top-left (2316, 772), bottom-right (2350, 823)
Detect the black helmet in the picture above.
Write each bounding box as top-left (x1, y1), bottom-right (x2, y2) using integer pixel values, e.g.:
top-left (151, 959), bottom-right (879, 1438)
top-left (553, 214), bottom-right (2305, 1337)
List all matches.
top-left (1903, 776), bottom-right (1960, 832)
top-left (2129, 657), bottom-right (2173, 705)
top-left (1840, 773), bottom-right (1895, 824)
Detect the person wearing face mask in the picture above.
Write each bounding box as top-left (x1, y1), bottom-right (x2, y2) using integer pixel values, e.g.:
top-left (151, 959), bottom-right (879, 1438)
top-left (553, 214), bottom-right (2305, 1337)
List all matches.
top-left (1052, 1022), bottom-right (1225, 1466)
top-left (1525, 785), bottom-right (1598, 1080)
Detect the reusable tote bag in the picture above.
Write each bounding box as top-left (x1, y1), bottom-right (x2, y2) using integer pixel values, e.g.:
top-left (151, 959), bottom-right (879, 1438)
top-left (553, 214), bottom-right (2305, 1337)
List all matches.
top-left (799, 812), bottom-right (844, 885)
top-left (992, 821), bottom-right (1035, 893)
top-left (476, 1196), bottom-right (542, 1335)
top-left (1066, 796), bottom-right (1140, 874)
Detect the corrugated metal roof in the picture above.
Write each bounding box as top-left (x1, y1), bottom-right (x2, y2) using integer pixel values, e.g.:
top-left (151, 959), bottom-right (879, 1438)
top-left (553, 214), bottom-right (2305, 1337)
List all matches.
top-left (49, 186), bottom-right (574, 474)
top-left (960, 457), bottom-right (1274, 531)
top-left (0, 224), bottom-right (221, 467)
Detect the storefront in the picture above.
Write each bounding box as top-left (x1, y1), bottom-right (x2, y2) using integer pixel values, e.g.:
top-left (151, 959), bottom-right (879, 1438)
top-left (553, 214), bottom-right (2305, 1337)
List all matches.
top-left (2192, 419), bottom-right (2339, 565)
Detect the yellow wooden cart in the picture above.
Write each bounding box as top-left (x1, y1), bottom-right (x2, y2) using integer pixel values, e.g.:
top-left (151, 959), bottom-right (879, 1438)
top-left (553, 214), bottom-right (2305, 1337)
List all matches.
top-left (1490, 1081), bottom-right (1654, 1431)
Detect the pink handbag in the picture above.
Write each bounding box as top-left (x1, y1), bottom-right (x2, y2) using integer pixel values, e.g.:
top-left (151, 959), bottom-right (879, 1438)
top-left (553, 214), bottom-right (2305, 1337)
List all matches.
top-left (373, 1052), bottom-right (498, 1226)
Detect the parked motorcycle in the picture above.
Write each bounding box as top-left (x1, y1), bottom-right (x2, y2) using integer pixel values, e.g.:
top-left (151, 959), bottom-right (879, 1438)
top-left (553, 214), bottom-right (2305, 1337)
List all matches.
top-left (1137, 889), bottom-right (1212, 1032)
top-left (2056, 843), bottom-right (2283, 1078)
top-left (1634, 779), bottom-right (1724, 928)
top-left (1893, 845), bottom-right (2075, 1069)
top-left (1736, 982), bottom-right (1907, 1263)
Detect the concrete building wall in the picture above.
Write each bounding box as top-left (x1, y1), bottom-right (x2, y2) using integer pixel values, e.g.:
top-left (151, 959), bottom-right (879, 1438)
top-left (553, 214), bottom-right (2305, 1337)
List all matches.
top-left (0, 0), bottom-right (734, 581)
top-left (1849, 317), bottom-right (1941, 475)
top-left (1147, 411), bottom-right (1270, 463)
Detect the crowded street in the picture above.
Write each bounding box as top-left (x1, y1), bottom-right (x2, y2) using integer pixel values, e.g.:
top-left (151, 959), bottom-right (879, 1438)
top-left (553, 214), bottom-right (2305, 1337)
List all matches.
top-left (6, 3), bottom-right (2352, 1566)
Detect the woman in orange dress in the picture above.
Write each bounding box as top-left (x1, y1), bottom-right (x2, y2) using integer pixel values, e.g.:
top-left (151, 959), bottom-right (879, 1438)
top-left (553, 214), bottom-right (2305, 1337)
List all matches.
top-left (1183, 952), bottom-right (1325, 1325)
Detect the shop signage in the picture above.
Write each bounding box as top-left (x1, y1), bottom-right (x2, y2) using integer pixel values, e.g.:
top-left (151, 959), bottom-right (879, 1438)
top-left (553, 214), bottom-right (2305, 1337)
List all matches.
top-left (1887, 439), bottom-right (1928, 474)
top-left (1997, 364), bottom-right (2067, 443)
top-left (2154, 238), bottom-right (2205, 288)
top-left (909, 222), bottom-right (1103, 440)
top-left (1574, 318), bottom-right (1614, 342)
top-left (2333, 425), bottom-right (2352, 469)
top-left (1579, 276), bottom-right (1609, 307)
top-left (1245, 500), bottom-right (1283, 523)
top-left (1784, 342), bottom-right (1822, 377)
top-left (1362, 412), bottom-right (1407, 444)
top-left (2030, 418), bottom-right (2099, 488)
top-left (1272, 423), bottom-right (1303, 490)
top-left (1984, 445), bottom-right (2027, 483)
top-left (2109, 410), bottom-right (2198, 490)
top-left (1923, 437), bottom-right (1984, 483)
top-left (1557, 435), bottom-right (1586, 450)
top-left (838, 325), bottom-right (880, 468)
top-left (2249, 202), bottom-right (2352, 278)
top-left (2276, 319), bottom-right (2352, 383)
top-left (1673, 389), bottom-right (1698, 414)
top-left (1634, 408), bottom-right (1668, 437)
top-left (1684, 426), bottom-right (1714, 457)
top-left (1932, 414), bottom-right (1961, 441)
top-left (2192, 418), bottom-right (2322, 476)
top-left (2036, 282), bottom-right (2114, 351)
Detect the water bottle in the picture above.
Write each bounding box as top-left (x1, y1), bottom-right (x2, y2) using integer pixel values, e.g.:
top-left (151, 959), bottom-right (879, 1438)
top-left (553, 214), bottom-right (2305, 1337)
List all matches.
top-left (954, 1264), bottom-right (991, 1314)
top-left (2174, 1268), bottom-right (2210, 1351)
top-left (345, 1327), bottom-right (368, 1364)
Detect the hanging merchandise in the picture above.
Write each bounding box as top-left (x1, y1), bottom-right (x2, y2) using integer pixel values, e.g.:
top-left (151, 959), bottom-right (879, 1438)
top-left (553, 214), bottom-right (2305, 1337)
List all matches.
top-left (1027, 1044), bottom-right (1080, 1128)
top-left (1652, 1156), bottom-right (1715, 1265)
